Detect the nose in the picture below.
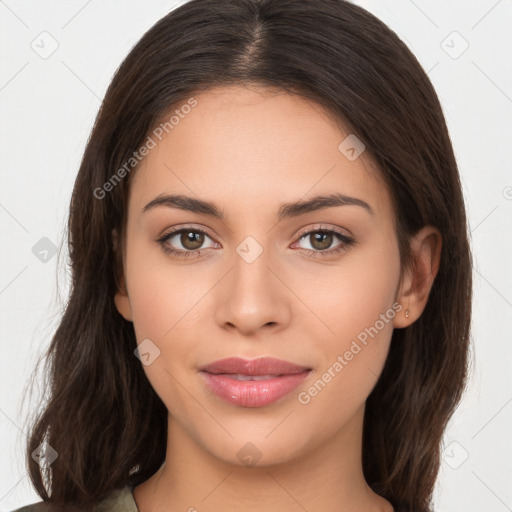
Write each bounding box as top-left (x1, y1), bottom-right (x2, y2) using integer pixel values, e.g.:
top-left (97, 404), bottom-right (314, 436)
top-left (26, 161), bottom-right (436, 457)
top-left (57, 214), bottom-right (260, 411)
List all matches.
top-left (214, 243), bottom-right (292, 336)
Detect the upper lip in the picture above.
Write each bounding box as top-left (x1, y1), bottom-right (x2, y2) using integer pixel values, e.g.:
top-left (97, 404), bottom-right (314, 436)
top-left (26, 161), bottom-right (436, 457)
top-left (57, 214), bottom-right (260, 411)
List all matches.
top-left (199, 357), bottom-right (311, 376)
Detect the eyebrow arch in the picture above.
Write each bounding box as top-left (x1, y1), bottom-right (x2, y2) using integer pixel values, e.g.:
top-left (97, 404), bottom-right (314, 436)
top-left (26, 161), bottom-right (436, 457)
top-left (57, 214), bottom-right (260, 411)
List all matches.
top-left (142, 192), bottom-right (374, 220)
top-left (277, 193), bottom-right (374, 220)
top-left (142, 193), bottom-right (224, 218)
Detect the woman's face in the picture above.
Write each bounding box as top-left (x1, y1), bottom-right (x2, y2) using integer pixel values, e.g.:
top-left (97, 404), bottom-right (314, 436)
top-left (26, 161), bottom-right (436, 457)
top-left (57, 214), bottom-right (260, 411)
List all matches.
top-left (115, 84), bottom-right (404, 466)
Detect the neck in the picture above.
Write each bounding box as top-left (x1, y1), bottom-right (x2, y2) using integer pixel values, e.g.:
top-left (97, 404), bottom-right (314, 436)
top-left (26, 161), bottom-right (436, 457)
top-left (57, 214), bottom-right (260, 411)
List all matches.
top-left (133, 404), bottom-right (393, 512)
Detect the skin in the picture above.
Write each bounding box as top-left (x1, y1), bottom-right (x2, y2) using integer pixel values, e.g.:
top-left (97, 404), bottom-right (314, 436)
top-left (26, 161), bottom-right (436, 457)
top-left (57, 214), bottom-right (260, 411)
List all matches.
top-left (114, 84), bottom-right (441, 512)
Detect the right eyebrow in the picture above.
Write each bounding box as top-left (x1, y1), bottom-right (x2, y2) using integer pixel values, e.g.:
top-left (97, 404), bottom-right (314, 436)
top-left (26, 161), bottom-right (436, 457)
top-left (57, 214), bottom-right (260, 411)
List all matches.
top-left (142, 194), bottom-right (225, 219)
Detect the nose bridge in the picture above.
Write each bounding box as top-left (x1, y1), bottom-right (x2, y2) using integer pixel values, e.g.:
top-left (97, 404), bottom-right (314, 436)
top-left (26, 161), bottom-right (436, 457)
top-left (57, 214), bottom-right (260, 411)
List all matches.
top-left (215, 234), bottom-right (290, 334)
top-left (233, 235), bottom-right (272, 293)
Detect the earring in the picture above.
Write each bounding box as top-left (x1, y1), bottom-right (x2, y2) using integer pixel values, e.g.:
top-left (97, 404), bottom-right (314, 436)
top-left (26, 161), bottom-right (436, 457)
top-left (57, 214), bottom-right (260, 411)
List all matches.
top-left (405, 309), bottom-right (409, 318)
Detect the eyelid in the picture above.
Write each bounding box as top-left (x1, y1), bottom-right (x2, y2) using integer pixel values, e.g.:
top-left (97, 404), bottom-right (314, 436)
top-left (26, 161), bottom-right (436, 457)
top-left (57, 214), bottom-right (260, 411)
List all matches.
top-left (158, 223), bottom-right (217, 242)
top-left (294, 223), bottom-right (352, 241)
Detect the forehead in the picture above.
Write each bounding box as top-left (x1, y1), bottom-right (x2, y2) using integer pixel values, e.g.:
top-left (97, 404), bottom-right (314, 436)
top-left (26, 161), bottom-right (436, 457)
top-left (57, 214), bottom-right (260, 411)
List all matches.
top-left (128, 84), bottom-right (392, 222)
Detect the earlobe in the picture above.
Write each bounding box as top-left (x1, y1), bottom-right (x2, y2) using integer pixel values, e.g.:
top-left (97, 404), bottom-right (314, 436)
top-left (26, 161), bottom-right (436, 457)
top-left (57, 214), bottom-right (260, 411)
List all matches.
top-left (114, 289), bottom-right (133, 322)
top-left (393, 226), bottom-right (442, 329)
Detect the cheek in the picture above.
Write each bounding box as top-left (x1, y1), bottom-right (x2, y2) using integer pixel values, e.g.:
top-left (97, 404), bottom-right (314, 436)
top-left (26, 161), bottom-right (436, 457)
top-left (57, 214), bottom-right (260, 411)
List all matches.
top-left (295, 303), bottom-right (396, 442)
top-left (305, 234), bottom-right (401, 342)
top-left (124, 238), bottom-right (203, 340)
top-left (123, 241), bottom-right (210, 398)
top-left (124, 253), bottom-right (198, 413)
top-left (295, 237), bottom-right (400, 413)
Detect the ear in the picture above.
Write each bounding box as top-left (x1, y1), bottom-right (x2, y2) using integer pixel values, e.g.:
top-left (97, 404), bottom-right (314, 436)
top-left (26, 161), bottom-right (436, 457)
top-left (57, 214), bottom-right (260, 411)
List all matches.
top-left (393, 225), bottom-right (442, 328)
top-left (112, 228), bottom-right (133, 322)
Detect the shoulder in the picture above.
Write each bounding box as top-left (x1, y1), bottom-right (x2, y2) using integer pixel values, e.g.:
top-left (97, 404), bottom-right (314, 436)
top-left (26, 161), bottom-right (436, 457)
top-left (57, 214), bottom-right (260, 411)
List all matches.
top-left (96, 485), bottom-right (139, 512)
top-left (10, 486), bottom-right (139, 512)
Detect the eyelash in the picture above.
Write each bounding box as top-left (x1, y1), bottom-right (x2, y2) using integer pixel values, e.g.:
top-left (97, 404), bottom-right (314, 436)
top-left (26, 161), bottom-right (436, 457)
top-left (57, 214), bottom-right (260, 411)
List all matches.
top-left (156, 224), bottom-right (355, 260)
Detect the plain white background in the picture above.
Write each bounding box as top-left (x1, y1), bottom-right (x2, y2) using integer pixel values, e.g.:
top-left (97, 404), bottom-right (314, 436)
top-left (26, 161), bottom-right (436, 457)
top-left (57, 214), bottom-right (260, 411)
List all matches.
top-left (1, 1), bottom-right (511, 510)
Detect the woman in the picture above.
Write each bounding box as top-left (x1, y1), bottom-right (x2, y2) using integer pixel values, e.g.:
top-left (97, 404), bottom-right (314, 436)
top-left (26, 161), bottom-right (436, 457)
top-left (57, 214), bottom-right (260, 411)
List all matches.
top-left (14, 0), bottom-right (472, 511)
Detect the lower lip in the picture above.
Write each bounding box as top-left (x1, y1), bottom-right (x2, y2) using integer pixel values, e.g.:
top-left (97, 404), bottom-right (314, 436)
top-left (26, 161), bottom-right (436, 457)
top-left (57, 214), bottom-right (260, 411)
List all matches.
top-left (200, 370), bottom-right (311, 407)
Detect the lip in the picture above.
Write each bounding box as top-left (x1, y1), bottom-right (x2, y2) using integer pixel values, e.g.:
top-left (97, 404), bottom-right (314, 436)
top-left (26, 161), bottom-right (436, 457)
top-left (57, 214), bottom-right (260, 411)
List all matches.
top-left (199, 357), bottom-right (312, 408)
top-left (199, 356), bottom-right (311, 376)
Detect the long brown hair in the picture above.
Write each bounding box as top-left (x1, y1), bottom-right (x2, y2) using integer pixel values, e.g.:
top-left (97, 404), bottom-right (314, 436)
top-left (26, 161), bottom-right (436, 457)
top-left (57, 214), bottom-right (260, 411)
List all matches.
top-left (24, 1), bottom-right (472, 511)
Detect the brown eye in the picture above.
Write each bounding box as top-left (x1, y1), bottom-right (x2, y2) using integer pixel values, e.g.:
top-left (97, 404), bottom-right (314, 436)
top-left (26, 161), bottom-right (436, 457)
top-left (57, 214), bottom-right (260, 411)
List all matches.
top-left (299, 230), bottom-right (341, 252)
top-left (308, 232), bottom-right (334, 251)
top-left (180, 231), bottom-right (205, 250)
top-left (293, 227), bottom-right (355, 258)
top-left (157, 228), bottom-right (217, 258)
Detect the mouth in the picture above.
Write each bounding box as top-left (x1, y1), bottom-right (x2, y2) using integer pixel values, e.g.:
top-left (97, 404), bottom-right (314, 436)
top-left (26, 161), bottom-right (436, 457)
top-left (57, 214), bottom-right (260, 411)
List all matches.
top-left (212, 374), bottom-right (288, 381)
top-left (198, 357), bottom-right (312, 407)
top-left (199, 356), bottom-right (311, 376)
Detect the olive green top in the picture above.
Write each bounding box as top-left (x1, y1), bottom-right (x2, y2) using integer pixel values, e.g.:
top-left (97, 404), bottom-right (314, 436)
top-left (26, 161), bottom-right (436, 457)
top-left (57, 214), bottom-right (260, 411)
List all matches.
top-left (12, 485), bottom-right (410, 511)
top-left (11, 486), bottom-right (138, 512)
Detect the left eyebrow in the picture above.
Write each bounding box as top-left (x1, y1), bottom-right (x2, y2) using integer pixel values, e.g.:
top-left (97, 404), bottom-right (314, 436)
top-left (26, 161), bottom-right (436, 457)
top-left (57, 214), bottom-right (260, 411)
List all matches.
top-left (276, 193), bottom-right (374, 220)
top-left (141, 192), bottom-right (374, 219)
